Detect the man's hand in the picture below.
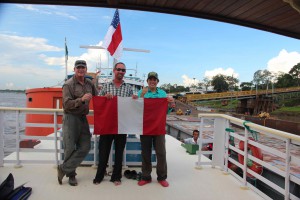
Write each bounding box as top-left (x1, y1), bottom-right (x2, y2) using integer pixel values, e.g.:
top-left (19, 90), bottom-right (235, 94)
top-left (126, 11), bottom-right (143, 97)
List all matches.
top-left (81, 93), bottom-right (92, 102)
top-left (132, 94), bottom-right (138, 99)
top-left (167, 96), bottom-right (175, 107)
top-left (105, 93), bottom-right (113, 99)
top-left (140, 87), bottom-right (148, 97)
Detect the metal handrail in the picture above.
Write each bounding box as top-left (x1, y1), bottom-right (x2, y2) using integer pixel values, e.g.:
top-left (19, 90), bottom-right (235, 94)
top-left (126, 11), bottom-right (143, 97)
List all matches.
top-left (197, 113), bottom-right (300, 200)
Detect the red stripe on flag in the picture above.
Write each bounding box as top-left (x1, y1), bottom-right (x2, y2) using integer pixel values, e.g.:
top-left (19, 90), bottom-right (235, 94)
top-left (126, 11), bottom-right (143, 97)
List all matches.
top-left (143, 98), bottom-right (168, 135)
top-left (93, 96), bottom-right (118, 135)
top-left (107, 24), bottom-right (122, 56)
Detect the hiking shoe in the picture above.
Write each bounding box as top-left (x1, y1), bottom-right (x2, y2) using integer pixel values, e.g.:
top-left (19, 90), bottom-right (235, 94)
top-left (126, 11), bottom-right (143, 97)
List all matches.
top-left (138, 180), bottom-right (151, 186)
top-left (158, 180), bottom-right (169, 187)
top-left (130, 170), bottom-right (137, 180)
top-left (124, 170), bottom-right (131, 179)
top-left (57, 165), bottom-right (65, 185)
top-left (69, 176), bottom-right (78, 186)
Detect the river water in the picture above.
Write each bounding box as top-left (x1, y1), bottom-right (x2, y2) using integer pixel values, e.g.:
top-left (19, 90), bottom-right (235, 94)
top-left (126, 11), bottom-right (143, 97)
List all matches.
top-left (0, 91), bottom-right (26, 155)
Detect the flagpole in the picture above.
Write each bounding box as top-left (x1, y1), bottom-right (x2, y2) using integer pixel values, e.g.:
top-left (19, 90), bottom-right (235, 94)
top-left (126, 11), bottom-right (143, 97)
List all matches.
top-left (65, 37), bottom-right (68, 81)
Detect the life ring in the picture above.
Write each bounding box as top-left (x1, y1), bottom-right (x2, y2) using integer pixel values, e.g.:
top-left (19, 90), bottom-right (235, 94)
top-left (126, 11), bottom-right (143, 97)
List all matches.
top-left (238, 140), bottom-right (263, 178)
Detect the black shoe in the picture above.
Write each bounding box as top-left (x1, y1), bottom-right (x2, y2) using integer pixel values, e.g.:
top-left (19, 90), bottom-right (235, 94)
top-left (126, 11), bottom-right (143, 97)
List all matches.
top-left (57, 165), bottom-right (65, 185)
top-left (124, 170), bottom-right (131, 179)
top-left (130, 170), bottom-right (137, 180)
top-left (69, 176), bottom-right (78, 186)
top-left (93, 178), bottom-right (102, 185)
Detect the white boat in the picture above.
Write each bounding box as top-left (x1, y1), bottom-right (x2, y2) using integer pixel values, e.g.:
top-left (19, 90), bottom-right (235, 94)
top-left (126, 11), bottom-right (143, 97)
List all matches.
top-left (1, 107), bottom-right (300, 200)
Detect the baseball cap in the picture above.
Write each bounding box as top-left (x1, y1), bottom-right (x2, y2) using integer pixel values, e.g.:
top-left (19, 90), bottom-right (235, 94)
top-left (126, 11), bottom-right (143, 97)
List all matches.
top-left (74, 60), bottom-right (87, 68)
top-left (147, 71), bottom-right (159, 81)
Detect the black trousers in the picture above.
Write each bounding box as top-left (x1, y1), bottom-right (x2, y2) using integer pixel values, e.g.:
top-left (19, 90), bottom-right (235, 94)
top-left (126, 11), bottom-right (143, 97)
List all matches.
top-left (140, 135), bottom-right (167, 181)
top-left (94, 134), bottom-right (127, 182)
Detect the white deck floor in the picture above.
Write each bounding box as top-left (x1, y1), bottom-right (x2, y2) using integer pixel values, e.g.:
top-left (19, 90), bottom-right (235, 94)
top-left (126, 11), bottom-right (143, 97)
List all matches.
top-left (0, 135), bottom-right (263, 200)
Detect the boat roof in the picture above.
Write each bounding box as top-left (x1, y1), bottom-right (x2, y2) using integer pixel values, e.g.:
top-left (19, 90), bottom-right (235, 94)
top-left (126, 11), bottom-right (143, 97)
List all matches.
top-left (1, 135), bottom-right (263, 200)
top-left (2, 0), bottom-right (300, 40)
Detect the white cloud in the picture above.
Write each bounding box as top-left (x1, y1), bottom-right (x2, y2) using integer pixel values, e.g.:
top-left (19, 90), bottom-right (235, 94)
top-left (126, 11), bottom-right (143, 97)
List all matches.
top-left (0, 34), bottom-right (61, 52)
top-left (181, 68), bottom-right (239, 87)
top-left (267, 49), bottom-right (300, 73)
top-left (16, 5), bottom-right (77, 20)
top-left (181, 75), bottom-right (200, 87)
top-left (204, 67), bottom-right (239, 79)
top-left (0, 34), bottom-right (110, 89)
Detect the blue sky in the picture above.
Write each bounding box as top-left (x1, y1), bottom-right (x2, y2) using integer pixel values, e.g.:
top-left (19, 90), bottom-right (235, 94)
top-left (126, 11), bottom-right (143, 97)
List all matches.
top-left (1, 3), bottom-right (300, 90)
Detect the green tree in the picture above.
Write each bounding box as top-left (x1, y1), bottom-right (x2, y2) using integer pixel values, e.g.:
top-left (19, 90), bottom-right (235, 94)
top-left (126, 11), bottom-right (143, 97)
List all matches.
top-left (202, 77), bottom-right (211, 92)
top-left (253, 70), bottom-right (264, 90)
top-left (261, 69), bottom-right (273, 91)
top-left (211, 74), bottom-right (229, 92)
top-left (226, 75), bottom-right (239, 91)
top-left (289, 62), bottom-right (300, 86)
top-left (240, 82), bottom-right (253, 91)
top-left (275, 72), bottom-right (296, 88)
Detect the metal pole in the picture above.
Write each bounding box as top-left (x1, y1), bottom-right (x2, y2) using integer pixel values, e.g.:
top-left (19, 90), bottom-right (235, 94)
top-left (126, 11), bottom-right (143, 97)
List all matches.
top-left (241, 128), bottom-right (249, 189)
top-left (15, 110), bottom-right (22, 168)
top-left (93, 135), bottom-right (97, 168)
top-left (54, 112), bottom-right (59, 165)
top-left (284, 138), bottom-right (291, 200)
top-left (0, 112), bottom-right (4, 166)
top-left (65, 37), bottom-right (68, 81)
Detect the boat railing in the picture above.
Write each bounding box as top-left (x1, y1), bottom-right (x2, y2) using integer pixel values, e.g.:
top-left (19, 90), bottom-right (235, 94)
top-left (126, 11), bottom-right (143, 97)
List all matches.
top-left (197, 113), bottom-right (300, 200)
top-left (0, 107), bottom-right (148, 169)
top-left (1, 107), bottom-right (300, 199)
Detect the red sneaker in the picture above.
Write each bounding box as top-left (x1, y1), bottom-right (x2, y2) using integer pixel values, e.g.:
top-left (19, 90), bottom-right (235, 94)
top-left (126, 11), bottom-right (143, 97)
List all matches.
top-left (138, 180), bottom-right (151, 186)
top-left (158, 180), bottom-right (169, 187)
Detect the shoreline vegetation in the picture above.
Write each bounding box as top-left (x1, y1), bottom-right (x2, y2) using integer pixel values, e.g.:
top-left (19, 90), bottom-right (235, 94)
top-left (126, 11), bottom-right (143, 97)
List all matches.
top-left (195, 98), bottom-right (300, 123)
top-left (0, 89), bottom-right (25, 93)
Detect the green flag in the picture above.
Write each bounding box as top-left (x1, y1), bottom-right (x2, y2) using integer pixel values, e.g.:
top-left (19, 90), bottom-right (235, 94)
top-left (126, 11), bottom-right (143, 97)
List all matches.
top-left (65, 38), bottom-right (68, 61)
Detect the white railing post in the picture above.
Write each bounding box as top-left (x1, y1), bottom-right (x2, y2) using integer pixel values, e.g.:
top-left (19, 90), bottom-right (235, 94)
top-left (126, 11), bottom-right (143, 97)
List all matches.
top-left (223, 129), bottom-right (230, 174)
top-left (284, 138), bottom-right (291, 200)
top-left (212, 118), bottom-right (228, 168)
top-left (92, 135), bottom-right (97, 168)
top-left (241, 128), bottom-right (249, 189)
top-left (54, 112), bottom-right (59, 165)
top-left (14, 110), bottom-right (22, 168)
top-left (0, 111), bottom-right (4, 167)
top-left (196, 116), bottom-right (205, 169)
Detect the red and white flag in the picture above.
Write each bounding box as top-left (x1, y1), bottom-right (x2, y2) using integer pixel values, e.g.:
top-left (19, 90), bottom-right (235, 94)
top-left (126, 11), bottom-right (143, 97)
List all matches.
top-left (102, 9), bottom-right (123, 60)
top-left (93, 97), bottom-right (168, 135)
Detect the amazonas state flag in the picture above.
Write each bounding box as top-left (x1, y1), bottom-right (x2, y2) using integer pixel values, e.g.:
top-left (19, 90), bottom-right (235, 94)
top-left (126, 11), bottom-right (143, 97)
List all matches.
top-left (102, 9), bottom-right (123, 60)
top-left (93, 97), bottom-right (168, 135)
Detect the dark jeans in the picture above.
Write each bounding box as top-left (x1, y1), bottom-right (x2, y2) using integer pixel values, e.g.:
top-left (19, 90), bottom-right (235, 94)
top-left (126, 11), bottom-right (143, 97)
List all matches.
top-left (61, 114), bottom-right (91, 177)
top-left (94, 134), bottom-right (127, 182)
top-left (140, 135), bottom-right (167, 181)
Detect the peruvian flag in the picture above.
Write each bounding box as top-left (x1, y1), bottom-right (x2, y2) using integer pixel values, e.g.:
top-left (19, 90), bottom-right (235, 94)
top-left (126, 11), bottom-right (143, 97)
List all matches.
top-left (93, 97), bottom-right (168, 135)
top-left (102, 9), bottom-right (123, 60)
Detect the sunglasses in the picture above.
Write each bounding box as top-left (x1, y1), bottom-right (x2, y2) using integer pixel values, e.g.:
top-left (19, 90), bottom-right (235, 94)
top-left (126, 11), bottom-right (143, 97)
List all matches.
top-left (76, 66), bottom-right (86, 69)
top-left (115, 68), bottom-right (126, 72)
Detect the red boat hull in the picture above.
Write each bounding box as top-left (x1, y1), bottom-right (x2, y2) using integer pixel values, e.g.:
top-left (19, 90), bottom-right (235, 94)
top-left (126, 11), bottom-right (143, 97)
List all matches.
top-left (25, 87), bottom-right (94, 136)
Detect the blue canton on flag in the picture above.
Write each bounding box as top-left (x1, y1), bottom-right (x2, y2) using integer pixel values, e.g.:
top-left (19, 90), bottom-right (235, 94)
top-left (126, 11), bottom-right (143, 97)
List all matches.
top-left (111, 10), bottom-right (120, 29)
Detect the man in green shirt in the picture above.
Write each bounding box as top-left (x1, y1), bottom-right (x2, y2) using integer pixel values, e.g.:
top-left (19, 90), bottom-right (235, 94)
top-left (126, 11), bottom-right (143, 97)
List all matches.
top-left (137, 72), bottom-right (175, 187)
